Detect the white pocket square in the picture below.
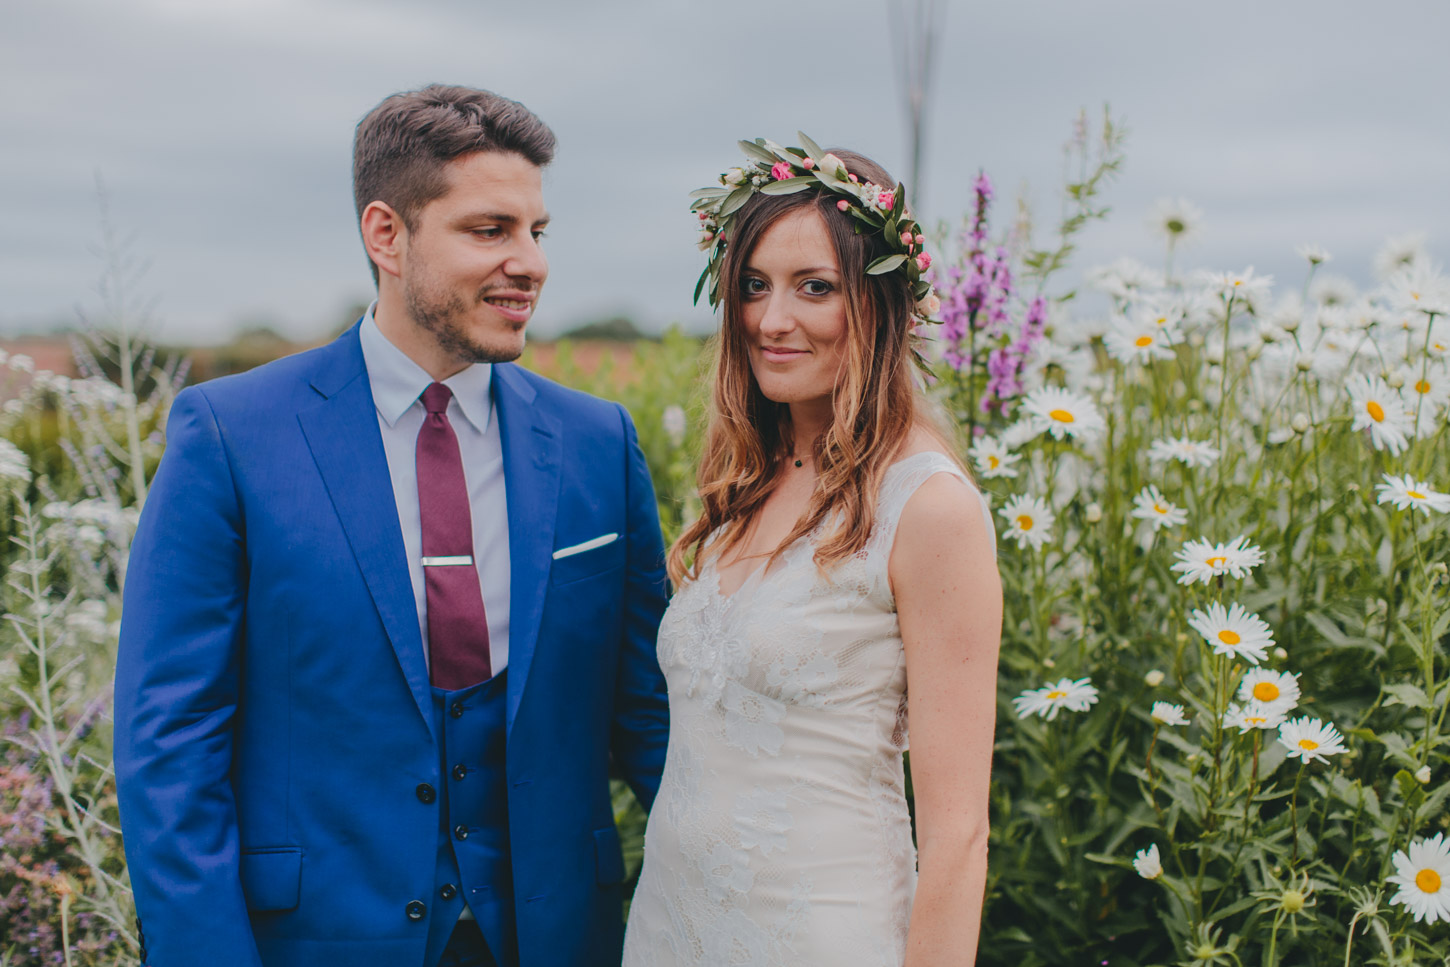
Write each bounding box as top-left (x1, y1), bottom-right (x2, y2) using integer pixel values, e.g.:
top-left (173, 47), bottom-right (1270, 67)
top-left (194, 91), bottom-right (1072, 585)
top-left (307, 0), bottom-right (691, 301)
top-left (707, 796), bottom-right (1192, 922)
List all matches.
top-left (552, 533), bottom-right (619, 560)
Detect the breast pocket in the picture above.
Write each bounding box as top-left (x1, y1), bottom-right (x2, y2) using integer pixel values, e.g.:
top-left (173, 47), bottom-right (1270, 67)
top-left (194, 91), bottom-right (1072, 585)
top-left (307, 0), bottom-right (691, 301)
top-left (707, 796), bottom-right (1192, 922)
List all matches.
top-left (550, 533), bottom-right (625, 587)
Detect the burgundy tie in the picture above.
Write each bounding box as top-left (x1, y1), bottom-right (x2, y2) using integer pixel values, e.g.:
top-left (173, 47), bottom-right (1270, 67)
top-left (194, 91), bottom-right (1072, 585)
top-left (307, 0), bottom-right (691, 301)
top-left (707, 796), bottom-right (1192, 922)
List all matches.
top-left (416, 382), bottom-right (493, 689)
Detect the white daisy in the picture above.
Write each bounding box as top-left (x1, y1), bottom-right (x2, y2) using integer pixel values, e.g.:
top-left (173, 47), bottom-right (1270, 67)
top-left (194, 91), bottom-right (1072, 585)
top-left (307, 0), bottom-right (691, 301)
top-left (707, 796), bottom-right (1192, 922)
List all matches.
top-left (999, 494), bottom-right (1056, 551)
top-left (1388, 833), bottom-right (1450, 925)
top-left (1172, 537), bottom-right (1267, 586)
top-left (1375, 472), bottom-right (1450, 515)
top-left (968, 435), bottom-right (1021, 479)
top-left (1385, 261), bottom-right (1450, 317)
top-left (1000, 417), bottom-right (1043, 450)
top-left (1147, 436), bottom-right (1220, 469)
top-left (1223, 701), bottom-right (1288, 733)
top-left (0, 439), bottom-right (32, 485)
top-left (1295, 243), bottom-right (1331, 266)
top-left (1237, 669), bottom-right (1301, 714)
top-left (1020, 386), bottom-right (1106, 442)
top-left (1149, 197), bottom-right (1203, 244)
top-left (1396, 362), bottom-right (1450, 437)
top-left (1104, 311), bottom-right (1179, 365)
top-left (1308, 273), bottom-right (1357, 307)
top-left (1276, 716), bottom-right (1347, 764)
top-left (1132, 843), bottom-right (1164, 879)
top-left (1131, 485), bottom-right (1188, 531)
top-left (1011, 677), bottom-right (1099, 721)
top-left (1204, 266), bottom-right (1274, 309)
top-left (1150, 702), bottom-right (1189, 727)
top-left (1187, 601), bottom-right (1274, 664)
top-left (1373, 231), bottom-right (1428, 281)
top-left (1086, 256), bottom-right (1164, 301)
top-left (1346, 374), bottom-right (1412, 455)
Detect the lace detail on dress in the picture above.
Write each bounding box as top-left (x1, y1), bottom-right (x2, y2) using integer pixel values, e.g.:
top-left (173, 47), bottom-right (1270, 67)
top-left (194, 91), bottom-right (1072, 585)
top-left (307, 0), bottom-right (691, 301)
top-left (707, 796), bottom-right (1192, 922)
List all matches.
top-left (624, 451), bottom-right (990, 967)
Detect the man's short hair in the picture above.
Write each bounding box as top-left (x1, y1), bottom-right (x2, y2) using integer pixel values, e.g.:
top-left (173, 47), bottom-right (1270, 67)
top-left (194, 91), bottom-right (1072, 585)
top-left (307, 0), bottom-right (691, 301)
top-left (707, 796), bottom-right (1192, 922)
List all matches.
top-left (353, 85), bottom-right (556, 282)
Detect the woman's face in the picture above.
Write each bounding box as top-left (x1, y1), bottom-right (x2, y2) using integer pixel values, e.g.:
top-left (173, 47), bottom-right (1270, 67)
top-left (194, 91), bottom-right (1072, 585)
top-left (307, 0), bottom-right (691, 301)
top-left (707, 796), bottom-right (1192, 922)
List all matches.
top-left (739, 206), bottom-right (850, 414)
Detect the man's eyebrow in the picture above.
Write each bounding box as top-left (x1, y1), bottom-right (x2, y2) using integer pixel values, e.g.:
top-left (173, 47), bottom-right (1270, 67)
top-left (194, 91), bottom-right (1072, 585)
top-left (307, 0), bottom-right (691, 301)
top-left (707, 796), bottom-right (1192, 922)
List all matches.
top-left (457, 211), bottom-right (551, 226)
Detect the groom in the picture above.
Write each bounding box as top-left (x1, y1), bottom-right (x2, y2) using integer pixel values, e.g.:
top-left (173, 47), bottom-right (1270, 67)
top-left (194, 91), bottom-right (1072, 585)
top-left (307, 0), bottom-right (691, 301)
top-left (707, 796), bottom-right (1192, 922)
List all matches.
top-left (114, 86), bottom-right (670, 967)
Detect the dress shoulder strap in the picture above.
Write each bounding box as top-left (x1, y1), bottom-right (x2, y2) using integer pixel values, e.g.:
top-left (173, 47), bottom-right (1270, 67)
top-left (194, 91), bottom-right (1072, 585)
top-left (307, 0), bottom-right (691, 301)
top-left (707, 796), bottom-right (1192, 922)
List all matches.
top-left (874, 451), bottom-right (997, 558)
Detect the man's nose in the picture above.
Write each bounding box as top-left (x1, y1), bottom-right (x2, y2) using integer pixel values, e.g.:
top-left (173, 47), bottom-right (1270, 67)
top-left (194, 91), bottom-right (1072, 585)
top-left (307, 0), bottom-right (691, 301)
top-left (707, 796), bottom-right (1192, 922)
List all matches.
top-left (505, 236), bottom-right (548, 286)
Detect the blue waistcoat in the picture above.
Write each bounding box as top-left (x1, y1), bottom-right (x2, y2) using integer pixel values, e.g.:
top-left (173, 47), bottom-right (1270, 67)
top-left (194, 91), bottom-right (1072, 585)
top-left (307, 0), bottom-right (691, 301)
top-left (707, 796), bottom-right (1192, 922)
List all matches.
top-left (424, 670), bottom-right (514, 967)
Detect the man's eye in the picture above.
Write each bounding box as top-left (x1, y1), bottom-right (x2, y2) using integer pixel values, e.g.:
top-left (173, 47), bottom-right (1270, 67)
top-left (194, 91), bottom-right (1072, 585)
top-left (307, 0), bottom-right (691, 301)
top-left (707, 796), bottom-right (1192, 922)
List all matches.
top-left (472, 227), bottom-right (501, 238)
top-left (532, 230), bottom-right (548, 241)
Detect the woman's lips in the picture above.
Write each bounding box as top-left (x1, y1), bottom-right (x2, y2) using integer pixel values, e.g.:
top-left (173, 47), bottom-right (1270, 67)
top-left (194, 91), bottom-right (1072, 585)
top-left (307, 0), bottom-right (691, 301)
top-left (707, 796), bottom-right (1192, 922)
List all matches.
top-left (760, 346), bottom-right (809, 362)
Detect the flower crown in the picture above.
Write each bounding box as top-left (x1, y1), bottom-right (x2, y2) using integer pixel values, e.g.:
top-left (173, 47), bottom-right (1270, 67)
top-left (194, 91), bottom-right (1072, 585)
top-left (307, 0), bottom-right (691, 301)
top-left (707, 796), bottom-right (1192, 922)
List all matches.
top-left (689, 132), bottom-right (940, 323)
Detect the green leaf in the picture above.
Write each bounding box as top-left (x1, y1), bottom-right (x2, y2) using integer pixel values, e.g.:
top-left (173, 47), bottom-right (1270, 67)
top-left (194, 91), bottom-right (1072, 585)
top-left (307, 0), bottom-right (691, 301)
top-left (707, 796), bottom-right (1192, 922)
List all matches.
top-left (737, 139), bottom-right (776, 165)
top-left (796, 131), bottom-right (827, 164)
top-left (1383, 683), bottom-right (1431, 710)
top-left (688, 186), bottom-right (729, 202)
top-left (719, 186), bottom-right (754, 216)
top-left (866, 254), bottom-right (907, 275)
top-left (758, 176), bottom-right (814, 195)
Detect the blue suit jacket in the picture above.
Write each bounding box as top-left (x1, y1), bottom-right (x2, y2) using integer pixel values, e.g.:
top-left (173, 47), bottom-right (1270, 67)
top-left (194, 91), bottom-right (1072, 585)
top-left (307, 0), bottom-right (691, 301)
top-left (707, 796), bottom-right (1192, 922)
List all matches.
top-left (114, 325), bottom-right (670, 967)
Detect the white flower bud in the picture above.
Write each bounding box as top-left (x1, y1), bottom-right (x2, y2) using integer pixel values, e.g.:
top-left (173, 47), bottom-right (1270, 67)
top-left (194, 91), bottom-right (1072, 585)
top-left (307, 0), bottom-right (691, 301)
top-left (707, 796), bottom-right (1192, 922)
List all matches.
top-left (817, 153), bottom-right (848, 180)
top-left (1295, 354), bottom-right (1313, 372)
top-left (722, 167), bottom-right (746, 186)
top-left (1246, 341), bottom-right (1264, 361)
top-left (1273, 647), bottom-right (1288, 660)
top-left (1291, 413), bottom-right (1311, 433)
top-left (1280, 314), bottom-right (1301, 334)
top-left (1144, 669), bottom-right (1165, 687)
top-left (1206, 343), bottom-right (1225, 365)
top-left (1042, 657), bottom-right (1056, 669)
top-left (1416, 765), bottom-right (1432, 784)
top-left (1084, 503), bottom-right (1102, 523)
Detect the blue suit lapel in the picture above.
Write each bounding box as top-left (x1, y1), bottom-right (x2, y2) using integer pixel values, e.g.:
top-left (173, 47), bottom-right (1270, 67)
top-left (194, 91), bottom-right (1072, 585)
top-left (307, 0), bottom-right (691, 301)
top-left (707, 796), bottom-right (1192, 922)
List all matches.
top-left (493, 364), bottom-right (561, 733)
top-left (296, 326), bottom-right (436, 744)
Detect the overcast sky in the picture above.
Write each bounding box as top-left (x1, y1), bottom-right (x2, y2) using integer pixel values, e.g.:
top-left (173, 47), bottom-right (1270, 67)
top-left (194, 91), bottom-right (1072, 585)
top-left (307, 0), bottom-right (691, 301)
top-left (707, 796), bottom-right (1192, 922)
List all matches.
top-left (3, 0), bottom-right (1446, 345)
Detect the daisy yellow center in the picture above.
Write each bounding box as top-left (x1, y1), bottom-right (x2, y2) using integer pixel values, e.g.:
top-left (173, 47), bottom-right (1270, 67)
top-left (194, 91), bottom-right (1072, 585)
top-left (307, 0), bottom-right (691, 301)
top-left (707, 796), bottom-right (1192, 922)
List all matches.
top-left (1016, 514), bottom-right (1035, 531)
top-left (1045, 690), bottom-right (1066, 700)
top-left (988, 455), bottom-right (1000, 468)
top-left (1049, 408), bottom-right (1075, 423)
top-left (1253, 682), bottom-right (1281, 702)
top-left (1156, 316), bottom-right (1168, 326)
top-left (1417, 869), bottom-right (1442, 893)
top-left (1218, 630), bottom-right (1242, 645)
top-left (1408, 489), bottom-right (1426, 500)
top-left (1135, 335), bottom-right (1154, 347)
top-left (1206, 555), bottom-right (1227, 568)
top-left (1154, 503), bottom-right (1169, 514)
top-left (1246, 716), bottom-right (1268, 725)
top-left (1233, 279), bottom-right (1243, 287)
top-left (1366, 400), bottom-right (1385, 422)
top-left (1298, 738), bottom-right (1320, 751)
top-left (1415, 380), bottom-right (1431, 394)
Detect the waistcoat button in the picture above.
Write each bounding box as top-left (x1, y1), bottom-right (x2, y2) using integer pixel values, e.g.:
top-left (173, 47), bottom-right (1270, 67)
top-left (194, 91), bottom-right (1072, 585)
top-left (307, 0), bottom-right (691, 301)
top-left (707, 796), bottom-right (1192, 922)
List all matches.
top-left (405, 899), bottom-right (427, 921)
top-left (416, 783), bottom-right (436, 804)
top-left (452, 763), bottom-right (468, 781)
top-left (449, 700), bottom-right (465, 718)
top-left (440, 883), bottom-right (457, 900)
top-left (454, 824), bottom-right (469, 841)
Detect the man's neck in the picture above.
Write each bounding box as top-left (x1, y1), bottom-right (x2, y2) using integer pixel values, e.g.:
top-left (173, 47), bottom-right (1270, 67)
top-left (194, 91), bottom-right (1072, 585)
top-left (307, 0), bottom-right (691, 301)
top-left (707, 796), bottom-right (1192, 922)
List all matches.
top-left (373, 288), bottom-right (469, 382)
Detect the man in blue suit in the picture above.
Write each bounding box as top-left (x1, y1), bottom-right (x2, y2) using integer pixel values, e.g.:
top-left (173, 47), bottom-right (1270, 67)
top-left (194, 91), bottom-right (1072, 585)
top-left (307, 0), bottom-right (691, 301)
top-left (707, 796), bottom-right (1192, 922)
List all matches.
top-left (114, 85), bottom-right (670, 967)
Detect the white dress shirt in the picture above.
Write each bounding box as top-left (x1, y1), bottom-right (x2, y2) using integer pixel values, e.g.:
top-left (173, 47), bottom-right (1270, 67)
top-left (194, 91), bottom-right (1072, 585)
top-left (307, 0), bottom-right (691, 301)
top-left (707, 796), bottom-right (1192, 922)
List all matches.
top-left (358, 306), bottom-right (510, 675)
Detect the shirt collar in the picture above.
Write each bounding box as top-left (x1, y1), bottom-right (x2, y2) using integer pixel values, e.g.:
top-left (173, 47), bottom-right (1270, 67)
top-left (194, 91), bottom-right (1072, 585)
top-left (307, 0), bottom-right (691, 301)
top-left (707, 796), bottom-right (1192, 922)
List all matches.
top-left (358, 303), bottom-right (493, 433)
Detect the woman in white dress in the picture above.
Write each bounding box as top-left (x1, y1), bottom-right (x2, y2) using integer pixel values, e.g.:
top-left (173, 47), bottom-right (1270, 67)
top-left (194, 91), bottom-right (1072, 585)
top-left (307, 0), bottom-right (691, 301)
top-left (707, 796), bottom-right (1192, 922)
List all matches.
top-left (622, 141), bottom-right (1002, 966)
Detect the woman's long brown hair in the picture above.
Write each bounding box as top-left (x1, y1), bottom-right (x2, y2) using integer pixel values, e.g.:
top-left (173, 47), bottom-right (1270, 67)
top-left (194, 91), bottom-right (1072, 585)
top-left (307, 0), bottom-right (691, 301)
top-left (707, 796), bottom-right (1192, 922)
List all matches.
top-left (668, 150), bottom-right (941, 586)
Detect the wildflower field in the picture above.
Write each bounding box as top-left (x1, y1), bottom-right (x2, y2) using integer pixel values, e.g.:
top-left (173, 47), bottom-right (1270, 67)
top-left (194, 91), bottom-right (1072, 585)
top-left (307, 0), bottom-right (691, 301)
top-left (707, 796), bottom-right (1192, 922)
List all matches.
top-left (3, 113), bottom-right (1449, 965)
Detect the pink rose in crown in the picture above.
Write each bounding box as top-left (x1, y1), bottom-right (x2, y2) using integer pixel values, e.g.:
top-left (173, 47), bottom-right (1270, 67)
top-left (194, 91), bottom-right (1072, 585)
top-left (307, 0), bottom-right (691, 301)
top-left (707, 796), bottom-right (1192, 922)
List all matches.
top-left (901, 231), bottom-right (914, 245)
top-left (916, 252), bottom-right (932, 271)
top-left (836, 199), bottom-right (850, 211)
top-left (914, 233), bottom-right (925, 244)
top-left (770, 161), bottom-right (793, 181)
top-left (878, 190), bottom-right (895, 210)
top-left (802, 157), bottom-right (815, 169)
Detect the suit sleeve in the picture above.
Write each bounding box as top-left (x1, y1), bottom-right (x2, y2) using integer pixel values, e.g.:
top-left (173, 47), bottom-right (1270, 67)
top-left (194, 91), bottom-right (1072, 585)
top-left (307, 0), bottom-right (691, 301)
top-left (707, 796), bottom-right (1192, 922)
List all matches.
top-left (114, 386), bottom-right (262, 967)
top-left (609, 403), bottom-right (671, 812)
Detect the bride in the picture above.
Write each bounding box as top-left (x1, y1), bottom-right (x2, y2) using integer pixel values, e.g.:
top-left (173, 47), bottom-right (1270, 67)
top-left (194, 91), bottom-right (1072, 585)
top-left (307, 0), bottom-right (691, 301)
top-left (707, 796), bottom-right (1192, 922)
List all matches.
top-left (622, 139), bottom-right (1002, 966)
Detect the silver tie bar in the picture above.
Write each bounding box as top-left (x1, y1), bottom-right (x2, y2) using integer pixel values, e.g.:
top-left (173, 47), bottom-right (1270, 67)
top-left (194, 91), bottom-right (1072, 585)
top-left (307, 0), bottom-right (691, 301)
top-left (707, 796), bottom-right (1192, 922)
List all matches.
top-left (420, 555), bottom-right (474, 567)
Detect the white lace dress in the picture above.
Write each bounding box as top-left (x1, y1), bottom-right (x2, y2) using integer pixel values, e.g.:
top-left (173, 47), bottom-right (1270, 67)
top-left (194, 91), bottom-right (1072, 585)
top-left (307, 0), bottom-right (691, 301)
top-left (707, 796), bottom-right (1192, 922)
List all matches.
top-left (622, 452), bottom-right (995, 967)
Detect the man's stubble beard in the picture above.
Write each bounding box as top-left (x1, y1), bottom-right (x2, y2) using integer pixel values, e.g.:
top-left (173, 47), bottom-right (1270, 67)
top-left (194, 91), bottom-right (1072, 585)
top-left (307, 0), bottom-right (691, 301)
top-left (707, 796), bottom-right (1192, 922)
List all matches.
top-left (404, 274), bottom-right (530, 366)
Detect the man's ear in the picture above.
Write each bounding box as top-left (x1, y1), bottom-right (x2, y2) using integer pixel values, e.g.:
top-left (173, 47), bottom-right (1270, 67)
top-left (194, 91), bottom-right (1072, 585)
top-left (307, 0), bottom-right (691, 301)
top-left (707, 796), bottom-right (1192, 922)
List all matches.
top-left (360, 201), bottom-right (406, 281)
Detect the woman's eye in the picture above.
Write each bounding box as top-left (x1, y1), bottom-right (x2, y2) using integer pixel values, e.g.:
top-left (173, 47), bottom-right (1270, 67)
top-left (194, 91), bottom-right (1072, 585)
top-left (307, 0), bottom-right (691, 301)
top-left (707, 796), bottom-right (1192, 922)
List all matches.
top-left (742, 278), bottom-right (767, 295)
top-left (803, 280), bottom-right (832, 296)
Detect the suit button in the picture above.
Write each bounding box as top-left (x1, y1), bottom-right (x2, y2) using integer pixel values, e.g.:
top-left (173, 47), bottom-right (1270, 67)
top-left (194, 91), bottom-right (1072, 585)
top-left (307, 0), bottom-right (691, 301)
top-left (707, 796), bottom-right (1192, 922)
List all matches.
top-left (416, 783), bottom-right (436, 804)
top-left (452, 763), bottom-right (467, 781)
top-left (440, 883), bottom-right (457, 900)
top-left (449, 700), bottom-right (464, 718)
top-left (406, 899), bottom-right (427, 921)
top-left (454, 824), bottom-right (469, 841)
